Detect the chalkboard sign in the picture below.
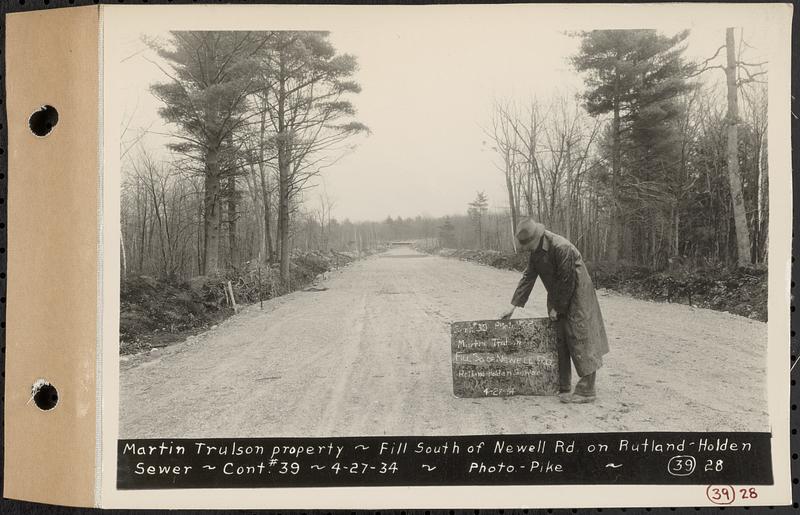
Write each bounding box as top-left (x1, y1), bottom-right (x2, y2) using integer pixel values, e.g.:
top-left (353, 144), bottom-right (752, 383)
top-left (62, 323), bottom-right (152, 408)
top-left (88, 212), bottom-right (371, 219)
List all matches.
top-left (451, 318), bottom-right (559, 397)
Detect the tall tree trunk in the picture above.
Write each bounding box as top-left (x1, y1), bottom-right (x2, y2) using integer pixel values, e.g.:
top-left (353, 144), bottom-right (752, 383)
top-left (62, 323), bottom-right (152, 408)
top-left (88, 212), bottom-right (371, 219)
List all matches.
top-left (525, 165), bottom-right (534, 217)
top-left (161, 182), bottom-right (175, 276)
top-left (277, 69), bottom-right (291, 282)
top-left (757, 136), bottom-right (768, 262)
top-left (254, 108), bottom-right (275, 265)
top-left (196, 200), bottom-right (203, 275)
top-left (227, 175), bottom-right (238, 268)
top-left (138, 191), bottom-right (147, 272)
top-left (753, 135), bottom-right (762, 262)
top-left (246, 164), bottom-right (265, 267)
top-left (259, 171), bottom-right (274, 265)
top-left (673, 208), bottom-right (680, 257)
top-left (147, 178), bottom-right (168, 278)
top-left (265, 193), bottom-right (274, 264)
top-left (203, 147), bottom-right (222, 275)
top-left (121, 237), bottom-right (127, 278)
top-left (608, 70), bottom-right (622, 263)
top-left (725, 27), bottom-right (752, 267)
top-left (504, 165), bottom-right (518, 236)
top-left (277, 165), bottom-right (289, 281)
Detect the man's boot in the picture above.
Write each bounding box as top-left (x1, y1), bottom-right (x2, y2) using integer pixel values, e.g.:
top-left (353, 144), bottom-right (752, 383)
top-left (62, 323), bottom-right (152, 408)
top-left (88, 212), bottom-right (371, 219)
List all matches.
top-left (561, 372), bottom-right (596, 403)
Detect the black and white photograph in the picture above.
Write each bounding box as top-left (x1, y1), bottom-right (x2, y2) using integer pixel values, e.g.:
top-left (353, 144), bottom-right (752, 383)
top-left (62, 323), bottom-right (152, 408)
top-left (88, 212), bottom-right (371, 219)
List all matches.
top-left (98, 3), bottom-right (792, 508)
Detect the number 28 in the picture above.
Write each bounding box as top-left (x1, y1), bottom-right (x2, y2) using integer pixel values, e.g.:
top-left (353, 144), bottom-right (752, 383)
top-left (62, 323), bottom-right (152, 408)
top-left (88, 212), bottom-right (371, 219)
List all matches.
top-left (739, 487), bottom-right (758, 499)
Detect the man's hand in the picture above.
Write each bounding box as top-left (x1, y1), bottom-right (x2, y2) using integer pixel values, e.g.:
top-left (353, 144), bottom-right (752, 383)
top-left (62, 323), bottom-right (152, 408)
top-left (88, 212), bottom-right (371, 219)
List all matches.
top-left (548, 308), bottom-right (558, 321)
top-left (499, 306), bottom-right (516, 320)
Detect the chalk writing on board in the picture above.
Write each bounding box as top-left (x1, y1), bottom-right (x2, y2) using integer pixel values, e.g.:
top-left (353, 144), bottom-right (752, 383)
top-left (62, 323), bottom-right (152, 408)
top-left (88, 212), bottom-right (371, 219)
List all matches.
top-left (450, 318), bottom-right (559, 397)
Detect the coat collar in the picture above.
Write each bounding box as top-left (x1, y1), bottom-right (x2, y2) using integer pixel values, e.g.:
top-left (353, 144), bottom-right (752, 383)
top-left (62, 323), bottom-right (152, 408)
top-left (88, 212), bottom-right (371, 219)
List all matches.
top-left (535, 231), bottom-right (551, 253)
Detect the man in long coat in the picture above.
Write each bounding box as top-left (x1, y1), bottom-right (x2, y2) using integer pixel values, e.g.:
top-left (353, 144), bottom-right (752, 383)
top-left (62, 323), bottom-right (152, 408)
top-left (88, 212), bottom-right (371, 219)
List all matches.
top-left (500, 219), bottom-right (609, 403)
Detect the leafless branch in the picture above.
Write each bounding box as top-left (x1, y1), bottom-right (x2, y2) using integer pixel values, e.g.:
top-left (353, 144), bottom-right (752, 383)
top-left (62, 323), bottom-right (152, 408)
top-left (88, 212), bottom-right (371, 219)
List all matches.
top-left (737, 67), bottom-right (768, 85)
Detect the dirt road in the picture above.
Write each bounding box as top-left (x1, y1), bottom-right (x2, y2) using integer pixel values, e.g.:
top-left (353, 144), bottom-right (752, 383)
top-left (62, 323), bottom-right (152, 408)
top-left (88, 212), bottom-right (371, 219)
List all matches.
top-left (119, 247), bottom-right (768, 438)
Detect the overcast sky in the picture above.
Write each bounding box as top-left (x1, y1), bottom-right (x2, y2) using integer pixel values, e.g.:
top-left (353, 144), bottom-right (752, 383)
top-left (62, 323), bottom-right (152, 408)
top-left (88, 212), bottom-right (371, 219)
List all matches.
top-left (114, 10), bottom-right (770, 223)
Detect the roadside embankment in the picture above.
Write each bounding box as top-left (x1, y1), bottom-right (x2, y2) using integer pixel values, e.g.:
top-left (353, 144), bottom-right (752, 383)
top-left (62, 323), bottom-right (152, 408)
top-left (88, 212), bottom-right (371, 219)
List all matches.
top-left (422, 247), bottom-right (767, 321)
top-left (120, 249), bottom-right (376, 354)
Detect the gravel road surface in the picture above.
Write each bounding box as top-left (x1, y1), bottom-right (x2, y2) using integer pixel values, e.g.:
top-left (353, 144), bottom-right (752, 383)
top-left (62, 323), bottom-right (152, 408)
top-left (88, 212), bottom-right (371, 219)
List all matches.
top-left (119, 247), bottom-right (768, 438)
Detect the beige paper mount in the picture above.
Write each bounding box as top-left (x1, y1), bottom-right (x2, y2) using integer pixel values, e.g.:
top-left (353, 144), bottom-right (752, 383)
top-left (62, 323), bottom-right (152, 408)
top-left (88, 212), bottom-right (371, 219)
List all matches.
top-left (4, 6), bottom-right (100, 508)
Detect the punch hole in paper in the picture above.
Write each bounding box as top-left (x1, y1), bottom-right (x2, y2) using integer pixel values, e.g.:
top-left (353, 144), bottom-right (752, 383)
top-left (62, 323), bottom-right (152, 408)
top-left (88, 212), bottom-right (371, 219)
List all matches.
top-left (28, 105), bottom-right (58, 137)
top-left (30, 379), bottom-right (59, 411)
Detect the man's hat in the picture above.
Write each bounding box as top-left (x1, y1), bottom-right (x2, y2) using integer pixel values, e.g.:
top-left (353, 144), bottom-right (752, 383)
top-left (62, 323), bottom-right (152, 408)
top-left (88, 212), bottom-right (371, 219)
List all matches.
top-left (515, 219), bottom-right (545, 247)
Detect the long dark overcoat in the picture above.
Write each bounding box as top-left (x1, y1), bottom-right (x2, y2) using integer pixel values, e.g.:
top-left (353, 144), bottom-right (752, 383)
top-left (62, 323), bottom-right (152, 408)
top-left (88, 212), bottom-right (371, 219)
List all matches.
top-left (511, 231), bottom-right (609, 376)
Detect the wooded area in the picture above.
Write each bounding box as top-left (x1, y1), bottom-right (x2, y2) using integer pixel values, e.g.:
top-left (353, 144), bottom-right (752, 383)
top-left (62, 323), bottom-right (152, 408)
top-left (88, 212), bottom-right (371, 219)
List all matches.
top-left (122, 31), bottom-right (368, 282)
top-left (121, 28), bottom-right (769, 286)
top-left (476, 28), bottom-right (768, 268)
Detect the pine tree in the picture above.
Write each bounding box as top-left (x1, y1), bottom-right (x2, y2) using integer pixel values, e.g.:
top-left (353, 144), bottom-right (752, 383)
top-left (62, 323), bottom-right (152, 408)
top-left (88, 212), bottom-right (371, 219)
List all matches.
top-left (151, 31), bottom-right (270, 274)
top-left (257, 32), bottom-right (368, 281)
top-left (468, 192), bottom-right (489, 249)
top-left (572, 29), bottom-right (691, 263)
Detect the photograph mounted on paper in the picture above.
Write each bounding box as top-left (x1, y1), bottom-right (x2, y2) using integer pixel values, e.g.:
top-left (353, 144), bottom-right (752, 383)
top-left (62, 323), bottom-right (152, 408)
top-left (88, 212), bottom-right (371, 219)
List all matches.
top-left (93, 4), bottom-right (793, 505)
